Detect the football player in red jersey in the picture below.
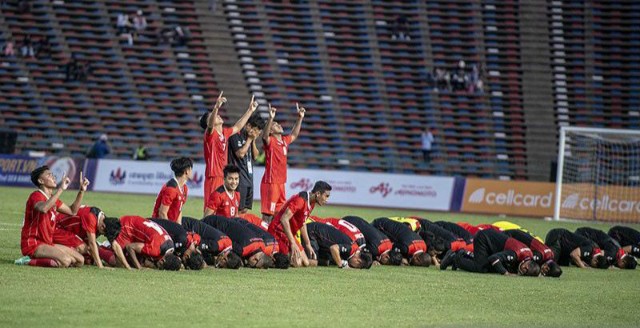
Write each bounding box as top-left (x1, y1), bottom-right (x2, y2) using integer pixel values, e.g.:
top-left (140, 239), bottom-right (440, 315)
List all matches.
top-left (260, 103), bottom-right (305, 223)
top-left (268, 181), bottom-right (331, 267)
top-left (202, 92), bottom-right (259, 210)
top-left (108, 216), bottom-right (181, 271)
top-left (152, 157), bottom-right (193, 224)
top-left (204, 165), bottom-right (240, 217)
top-left (20, 166), bottom-right (89, 268)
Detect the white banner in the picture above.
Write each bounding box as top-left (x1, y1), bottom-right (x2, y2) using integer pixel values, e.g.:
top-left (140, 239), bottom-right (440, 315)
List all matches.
top-left (252, 167), bottom-right (454, 211)
top-left (92, 160), bottom-right (454, 211)
top-left (93, 159), bottom-right (207, 197)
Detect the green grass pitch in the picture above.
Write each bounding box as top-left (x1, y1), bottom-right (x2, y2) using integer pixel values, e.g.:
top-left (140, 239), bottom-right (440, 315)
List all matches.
top-left (0, 186), bottom-right (638, 328)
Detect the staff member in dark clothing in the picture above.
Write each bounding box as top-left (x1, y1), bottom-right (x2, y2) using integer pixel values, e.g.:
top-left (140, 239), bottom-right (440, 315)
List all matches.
top-left (608, 226), bottom-right (640, 257)
top-left (576, 227), bottom-right (636, 270)
top-left (342, 216), bottom-right (401, 266)
top-left (306, 222), bottom-right (372, 269)
top-left (545, 228), bottom-right (608, 269)
top-left (228, 114), bottom-right (265, 214)
top-left (372, 218), bottom-right (431, 267)
top-left (441, 229), bottom-right (540, 276)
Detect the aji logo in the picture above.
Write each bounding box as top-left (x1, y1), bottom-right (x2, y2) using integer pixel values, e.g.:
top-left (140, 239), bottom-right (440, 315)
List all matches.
top-left (369, 182), bottom-right (393, 198)
top-left (110, 168), bottom-right (126, 185)
top-left (290, 178), bottom-right (313, 191)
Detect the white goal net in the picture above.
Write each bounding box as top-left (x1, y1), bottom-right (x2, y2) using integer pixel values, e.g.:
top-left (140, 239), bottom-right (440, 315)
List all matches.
top-left (554, 127), bottom-right (640, 222)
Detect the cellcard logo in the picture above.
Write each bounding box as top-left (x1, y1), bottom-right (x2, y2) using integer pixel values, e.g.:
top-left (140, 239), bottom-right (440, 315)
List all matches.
top-left (109, 168), bottom-right (126, 185)
top-left (468, 188), bottom-right (485, 203)
top-left (561, 193), bottom-right (580, 209)
top-left (290, 178), bottom-right (313, 191)
top-left (187, 171), bottom-right (204, 189)
top-left (370, 182), bottom-right (393, 198)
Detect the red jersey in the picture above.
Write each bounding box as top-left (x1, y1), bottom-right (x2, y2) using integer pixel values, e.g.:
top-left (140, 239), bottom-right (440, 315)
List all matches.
top-left (262, 135), bottom-right (292, 184)
top-left (269, 192), bottom-right (314, 239)
top-left (207, 185), bottom-right (240, 218)
top-left (504, 237), bottom-right (534, 262)
top-left (310, 216), bottom-right (366, 246)
top-left (204, 127), bottom-right (234, 178)
top-left (239, 213), bottom-right (269, 231)
top-left (22, 190), bottom-right (63, 246)
top-left (56, 206), bottom-right (99, 241)
top-left (115, 216), bottom-right (171, 258)
top-left (152, 178), bottom-right (188, 222)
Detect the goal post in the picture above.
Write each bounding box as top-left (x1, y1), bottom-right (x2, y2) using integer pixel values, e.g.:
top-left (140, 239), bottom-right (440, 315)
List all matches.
top-left (554, 126), bottom-right (640, 223)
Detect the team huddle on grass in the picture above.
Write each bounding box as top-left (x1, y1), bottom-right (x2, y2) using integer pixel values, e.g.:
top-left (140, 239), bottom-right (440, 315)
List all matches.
top-left (16, 93), bottom-right (640, 274)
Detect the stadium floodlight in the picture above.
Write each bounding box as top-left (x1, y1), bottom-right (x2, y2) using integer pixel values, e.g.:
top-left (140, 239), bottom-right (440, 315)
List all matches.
top-left (554, 126), bottom-right (640, 223)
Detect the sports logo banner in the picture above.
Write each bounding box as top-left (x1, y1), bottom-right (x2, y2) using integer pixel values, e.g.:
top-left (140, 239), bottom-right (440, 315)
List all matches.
top-left (461, 179), bottom-right (555, 217)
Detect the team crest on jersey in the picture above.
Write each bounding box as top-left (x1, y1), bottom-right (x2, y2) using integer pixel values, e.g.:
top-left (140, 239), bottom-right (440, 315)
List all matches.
top-left (109, 168), bottom-right (126, 185)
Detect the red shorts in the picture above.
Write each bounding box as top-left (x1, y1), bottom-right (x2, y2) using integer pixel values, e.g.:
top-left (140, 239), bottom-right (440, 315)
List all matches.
top-left (53, 229), bottom-right (84, 249)
top-left (21, 238), bottom-right (50, 257)
top-left (273, 232), bottom-right (303, 256)
top-left (204, 176), bottom-right (224, 210)
top-left (260, 183), bottom-right (286, 215)
top-left (141, 236), bottom-right (174, 259)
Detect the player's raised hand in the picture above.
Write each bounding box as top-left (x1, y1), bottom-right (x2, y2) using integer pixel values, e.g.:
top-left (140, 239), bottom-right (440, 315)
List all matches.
top-left (59, 175), bottom-right (71, 191)
top-left (214, 91), bottom-right (226, 109)
top-left (248, 95), bottom-right (259, 112)
top-left (296, 103), bottom-right (305, 118)
top-left (79, 171), bottom-right (90, 192)
top-left (268, 103), bottom-right (277, 119)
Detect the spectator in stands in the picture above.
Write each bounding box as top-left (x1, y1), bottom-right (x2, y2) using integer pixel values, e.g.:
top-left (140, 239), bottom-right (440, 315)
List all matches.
top-left (87, 134), bottom-right (112, 159)
top-left (20, 34), bottom-right (35, 58)
top-left (35, 36), bottom-right (52, 59)
top-left (392, 15), bottom-right (410, 40)
top-left (451, 60), bottom-right (468, 92)
top-left (174, 25), bottom-right (190, 46)
top-left (132, 10), bottom-right (147, 32)
top-left (133, 144), bottom-right (149, 161)
top-left (76, 60), bottom-right (92, 82)
top-left (64, 53), bottom-right (79, 82)
top-left (116, 13), bottom-right (134, 45)
top-left (2, 39), bottom-right (15, 57)
top-left (421, 128), bottom-right (434, 164)
top-left (209, 0), bottom-right (218, 12)
top-left (469, 63), bottom-right (483, 93)
top-left (433, 68), bottom-right (450, 92)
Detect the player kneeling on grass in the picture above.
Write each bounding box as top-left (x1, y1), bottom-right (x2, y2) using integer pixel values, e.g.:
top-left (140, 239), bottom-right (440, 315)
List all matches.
top-left (233, 218), bottom-right (290, 269)
top-left (180, 217), bottom-right (240, 269)
top-left (55, 206), bottom-right (118, 268)
top-left (150, 218), bottom-right (205, 270)
top-left (305, 222), bottom-right (372, 269)
top-left (204, 165), bottom-right (241, 218)
top-left (152, 157), bottom-right (193, 224)
top-left (106, 215), bottom-right (181, 271)
top-left (440, 229), bottom-right (540, 277)
top-left (268, 181), bottom-right (332, 267)
top-left (500, 229), bottom-right (562, 277)
top-left (342, 216), bottom-right (402, 266)
top-left (372, 218), bottom-right (432, 267)
top-left (545, 228), bottom-right (608, 269)
top-left (575, 227), bottom-right (637, 270)
top-left (17, 166), bottom-right (89, 268)
top-left (608, 226), bottom-right (640, 258)
top-left (203, 215), bottom-right (273, 269)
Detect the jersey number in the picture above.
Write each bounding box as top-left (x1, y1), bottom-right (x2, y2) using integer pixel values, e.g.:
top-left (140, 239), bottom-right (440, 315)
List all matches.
top-left (143, 221), bottom-right (165, 235)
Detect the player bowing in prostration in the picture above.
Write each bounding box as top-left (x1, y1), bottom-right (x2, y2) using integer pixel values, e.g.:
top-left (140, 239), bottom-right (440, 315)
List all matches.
top-left (19, 166), bottom-right (90, 268)
top-left (203, 215), bottom-right (272, 269)
top-left (152, 157), bottom-right (193, 224)
top-left (260, 103), bottom-right (306, 223)
top-left (150, 218), bottom-right (205, 270)
top-left (204, 165), bottom-right (240, 218)
top-left (545, 228), bottom-right (608, 269)
top-left (202, 92), bottom-right (259, 210)
top-left (372, 217), bottom-right (431, 267)
top-left (441, 229), bottom-right (540, 277)
top-left (575, 227), bottom-right (636, 270)
top-left (107, 215), bottom-right (181, 271)
top-left (608, 226), bottom-right (640, 258)
top-left (342, 216), bottom-right (401, 266)
top-left (305, 222), bottom-right (373, 269)
top-left (180, 217), bottom-right (239, 269)
top-left (55, 206), bottom-right (117, 268)
top-left (268, 181), bottom-right (332, 267)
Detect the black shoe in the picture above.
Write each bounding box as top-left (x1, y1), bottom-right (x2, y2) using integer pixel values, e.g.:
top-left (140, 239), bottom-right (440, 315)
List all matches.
top-left (440, 250), bottom-right (455, 270)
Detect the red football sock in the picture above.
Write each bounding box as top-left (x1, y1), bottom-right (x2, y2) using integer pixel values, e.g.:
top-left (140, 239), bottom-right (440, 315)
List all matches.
top-left (28, 258), bottom-right (59, 268)
top-left (99, 247), bottom-right (116, 266)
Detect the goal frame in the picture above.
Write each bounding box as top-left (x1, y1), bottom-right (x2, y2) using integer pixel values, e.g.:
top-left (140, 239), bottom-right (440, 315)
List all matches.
top-left (553, 126), bottom-right (640, 221)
